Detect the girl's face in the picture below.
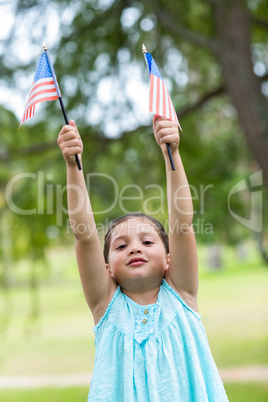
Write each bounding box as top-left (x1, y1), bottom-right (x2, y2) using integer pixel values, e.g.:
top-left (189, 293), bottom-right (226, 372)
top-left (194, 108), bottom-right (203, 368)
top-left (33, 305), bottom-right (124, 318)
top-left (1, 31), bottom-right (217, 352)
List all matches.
top-left (106, 217), bottom-right (170, 289)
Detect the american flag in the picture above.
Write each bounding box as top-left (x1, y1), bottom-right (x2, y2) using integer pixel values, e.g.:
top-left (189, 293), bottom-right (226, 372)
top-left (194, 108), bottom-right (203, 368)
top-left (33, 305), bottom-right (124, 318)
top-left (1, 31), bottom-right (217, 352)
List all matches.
top-left (20, 52), bottom-right (60, 126)
top-left (144, 52), bottom-right (182, 131)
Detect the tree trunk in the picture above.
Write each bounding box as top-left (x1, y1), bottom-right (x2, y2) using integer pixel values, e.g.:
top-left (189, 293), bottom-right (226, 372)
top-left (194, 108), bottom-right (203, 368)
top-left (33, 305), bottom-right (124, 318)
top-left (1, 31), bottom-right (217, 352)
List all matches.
top-left (256, 232), bottom-right (268, 265)
top-left (214, 0), bottom-right (268, 189)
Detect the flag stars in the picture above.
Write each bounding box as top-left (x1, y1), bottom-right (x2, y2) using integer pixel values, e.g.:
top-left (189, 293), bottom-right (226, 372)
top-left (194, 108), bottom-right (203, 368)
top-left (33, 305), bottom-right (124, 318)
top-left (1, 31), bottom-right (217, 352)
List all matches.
top-left (145, 53), bottom-right (163, 80)
top-left (34, 53), bottom-right (53, 81)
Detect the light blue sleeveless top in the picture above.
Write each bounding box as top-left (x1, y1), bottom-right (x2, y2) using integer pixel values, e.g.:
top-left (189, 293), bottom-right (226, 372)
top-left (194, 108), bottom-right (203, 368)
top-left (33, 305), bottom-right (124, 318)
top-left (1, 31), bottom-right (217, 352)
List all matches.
top-left (88, 279), bottom-right (228, 401)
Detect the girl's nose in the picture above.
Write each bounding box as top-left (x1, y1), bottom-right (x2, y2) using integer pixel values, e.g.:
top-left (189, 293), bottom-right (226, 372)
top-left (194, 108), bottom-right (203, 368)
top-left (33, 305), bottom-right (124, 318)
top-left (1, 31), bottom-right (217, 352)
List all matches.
top-left (129, 245), bottom-right (142, 255)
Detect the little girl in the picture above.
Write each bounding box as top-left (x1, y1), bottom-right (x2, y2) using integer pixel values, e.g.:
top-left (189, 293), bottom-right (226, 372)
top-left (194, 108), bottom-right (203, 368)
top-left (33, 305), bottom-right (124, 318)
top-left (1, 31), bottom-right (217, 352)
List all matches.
top-left (57, 116), bottom-right (228, 401)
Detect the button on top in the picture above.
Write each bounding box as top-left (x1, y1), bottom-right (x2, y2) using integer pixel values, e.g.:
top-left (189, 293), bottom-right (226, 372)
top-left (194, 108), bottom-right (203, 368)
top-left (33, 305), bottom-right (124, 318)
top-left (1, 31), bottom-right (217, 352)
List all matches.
top-left (142, 318), bottom-right (147, 324)
top-left (144, 309), bottom-right (149, 315)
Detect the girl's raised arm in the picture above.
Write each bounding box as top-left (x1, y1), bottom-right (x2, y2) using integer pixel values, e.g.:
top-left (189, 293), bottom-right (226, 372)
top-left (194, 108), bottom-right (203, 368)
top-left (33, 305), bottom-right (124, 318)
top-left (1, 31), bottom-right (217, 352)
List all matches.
top-left (153, 116), bottom-right (199, 312)
top-left (57, 121), bottom-right (116, 323)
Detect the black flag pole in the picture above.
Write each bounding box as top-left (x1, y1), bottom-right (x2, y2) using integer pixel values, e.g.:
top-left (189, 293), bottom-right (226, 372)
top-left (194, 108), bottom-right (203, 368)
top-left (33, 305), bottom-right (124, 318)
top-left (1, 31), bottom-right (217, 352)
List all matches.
top-left (43, 42), bottom-right (82, 171)
top-left (142, 44), bottom-right (175, 171)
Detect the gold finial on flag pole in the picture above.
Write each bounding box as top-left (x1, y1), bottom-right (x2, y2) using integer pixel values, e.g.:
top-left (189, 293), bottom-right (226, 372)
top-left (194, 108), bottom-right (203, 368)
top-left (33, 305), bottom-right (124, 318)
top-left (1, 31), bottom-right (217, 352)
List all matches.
top-left (142, 44), bottom-right (147, 53)
top-left (43, 41), bottom-right (48, 51)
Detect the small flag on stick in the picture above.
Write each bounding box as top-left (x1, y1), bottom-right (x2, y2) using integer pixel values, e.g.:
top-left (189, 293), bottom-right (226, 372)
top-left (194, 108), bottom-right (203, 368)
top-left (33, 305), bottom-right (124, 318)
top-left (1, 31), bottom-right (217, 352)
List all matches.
top-left (142, 45), bottom-right (182, 131)
top-left (142, 44), bottom-right (182, 171)
top-left (20, 52), bottom-right (60, 126)
top-left (20, 43), bottom-right (82, 170)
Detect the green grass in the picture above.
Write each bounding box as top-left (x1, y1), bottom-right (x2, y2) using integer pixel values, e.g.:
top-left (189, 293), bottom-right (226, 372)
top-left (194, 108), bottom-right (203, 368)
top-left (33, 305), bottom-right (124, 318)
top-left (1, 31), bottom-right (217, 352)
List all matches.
top-left (0, 284), bottom-right (95, 375)
top-left (1, 383), bottom-right (268, 402)
top-left (224, 383), bottom-right (268, 402)
top-left (0, 386), bottom-right (89, 402)
top-left (198, 270), bottom-right (268, 367)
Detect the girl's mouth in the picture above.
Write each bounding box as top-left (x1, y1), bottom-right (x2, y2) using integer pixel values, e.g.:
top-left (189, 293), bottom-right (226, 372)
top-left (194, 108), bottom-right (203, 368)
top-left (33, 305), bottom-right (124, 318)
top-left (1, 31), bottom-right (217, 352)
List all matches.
top-left (127, 258), bottom-right (147, 266)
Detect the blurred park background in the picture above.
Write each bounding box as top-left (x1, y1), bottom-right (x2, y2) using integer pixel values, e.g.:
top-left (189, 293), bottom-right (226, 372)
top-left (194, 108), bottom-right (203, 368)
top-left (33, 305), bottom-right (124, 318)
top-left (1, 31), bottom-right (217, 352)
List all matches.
top-left (0, 0), bottom-right (268, 401)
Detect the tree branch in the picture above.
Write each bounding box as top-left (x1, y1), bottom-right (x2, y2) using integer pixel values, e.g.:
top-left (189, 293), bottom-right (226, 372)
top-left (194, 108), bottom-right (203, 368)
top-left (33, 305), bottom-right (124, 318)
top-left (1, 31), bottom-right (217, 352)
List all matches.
top-left (178, 72), bottom-right (268, 118)
top-left (251, 16), bottom-right (268, 30)
top-left (179, 85), bottom-right (225, 117)
top-left (154, 7), bottom-right (218, 53)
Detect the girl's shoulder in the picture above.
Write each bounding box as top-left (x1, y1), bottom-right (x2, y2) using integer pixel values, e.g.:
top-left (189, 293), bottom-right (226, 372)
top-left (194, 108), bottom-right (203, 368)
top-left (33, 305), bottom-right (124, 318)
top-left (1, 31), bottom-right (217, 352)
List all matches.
top-left (162, 277), bottom-right (200, 318)
top-left (92, 282), bottom-right (119, 329)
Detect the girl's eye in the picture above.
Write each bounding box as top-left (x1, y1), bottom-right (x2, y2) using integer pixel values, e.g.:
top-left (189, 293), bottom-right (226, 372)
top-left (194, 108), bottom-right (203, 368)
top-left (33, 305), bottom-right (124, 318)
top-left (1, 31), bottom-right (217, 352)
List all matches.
top-left (143, 241), bottom-right (154, 246)
top-left (116, 244), bottom-right (127, 250)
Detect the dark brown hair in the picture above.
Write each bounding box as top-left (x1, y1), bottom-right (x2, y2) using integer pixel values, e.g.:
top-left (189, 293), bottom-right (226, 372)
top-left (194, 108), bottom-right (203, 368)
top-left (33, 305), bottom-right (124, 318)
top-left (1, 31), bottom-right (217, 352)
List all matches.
top-left (103, 212), bottom-right (169, 263)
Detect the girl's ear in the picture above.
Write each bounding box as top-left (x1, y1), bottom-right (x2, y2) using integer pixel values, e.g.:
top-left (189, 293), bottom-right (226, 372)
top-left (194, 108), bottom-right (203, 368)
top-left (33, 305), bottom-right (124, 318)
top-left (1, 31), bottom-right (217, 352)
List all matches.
top-left (106, 264), bottom-right (115, 279)
top-left (165, 253), bottom-right (171, 271)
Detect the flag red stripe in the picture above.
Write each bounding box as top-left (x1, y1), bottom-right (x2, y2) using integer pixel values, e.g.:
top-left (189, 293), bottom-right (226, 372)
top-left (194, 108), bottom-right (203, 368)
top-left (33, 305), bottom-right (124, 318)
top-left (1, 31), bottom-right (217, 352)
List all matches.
top-left (28, 79), bottom-right (55, 96)
top-left (20, 95), bottom-right (57, 126)
top-left (167, 92), bottom-right (172, 121)
top-left (149, 75), bottom-right (154, 112)
top-left (156, 77), bottom-right (160, 114)
top-left (162, 81), bottom-right (166, 117)
top-left (25, 94), bottom-right (59, 112)
top-left (27, 88), bottom-right (58, 106)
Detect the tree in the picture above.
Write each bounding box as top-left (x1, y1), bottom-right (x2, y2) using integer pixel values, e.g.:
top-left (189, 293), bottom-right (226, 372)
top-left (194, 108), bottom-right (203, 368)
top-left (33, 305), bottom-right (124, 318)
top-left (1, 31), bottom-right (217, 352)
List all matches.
top-left (152, 0), bottom-right (268, 187)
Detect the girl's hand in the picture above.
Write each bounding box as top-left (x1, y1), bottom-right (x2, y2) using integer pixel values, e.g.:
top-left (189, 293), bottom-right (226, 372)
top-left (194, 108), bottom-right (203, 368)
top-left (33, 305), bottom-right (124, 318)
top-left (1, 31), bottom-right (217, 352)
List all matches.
top-left (57, 120), bottom-right (83, 166)
top-left (153, 115), bottom-right (180, 155)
